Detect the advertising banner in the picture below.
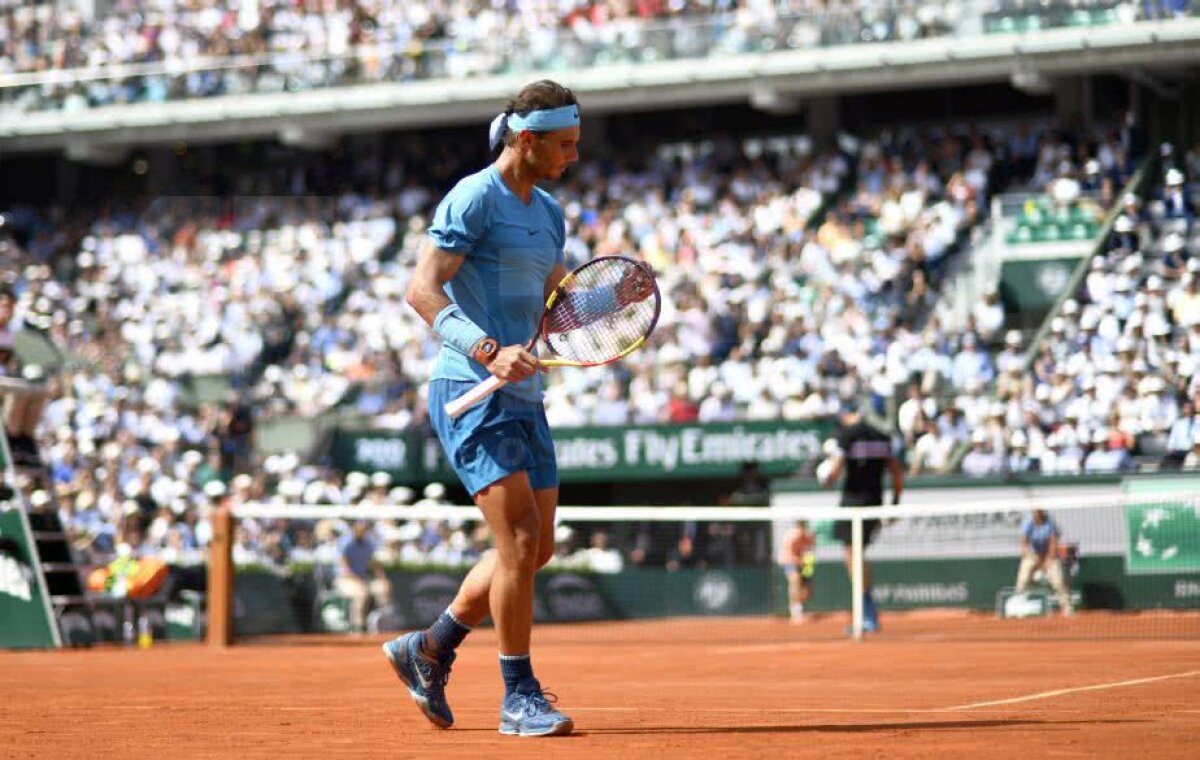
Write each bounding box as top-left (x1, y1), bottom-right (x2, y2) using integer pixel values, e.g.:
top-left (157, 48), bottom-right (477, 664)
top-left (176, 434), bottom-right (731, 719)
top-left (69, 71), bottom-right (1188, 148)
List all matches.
top-left (331, 420), bottom-right (830, 483)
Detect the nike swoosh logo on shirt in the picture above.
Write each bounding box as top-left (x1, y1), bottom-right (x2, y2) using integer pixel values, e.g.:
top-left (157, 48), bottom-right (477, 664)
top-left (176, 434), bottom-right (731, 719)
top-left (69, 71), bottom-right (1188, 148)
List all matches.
top-left (527, 229), bottom-right (539, 235)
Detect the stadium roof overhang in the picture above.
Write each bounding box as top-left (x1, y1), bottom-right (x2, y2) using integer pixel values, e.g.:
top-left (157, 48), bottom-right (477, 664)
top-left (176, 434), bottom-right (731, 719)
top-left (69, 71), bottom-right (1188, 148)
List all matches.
top-left (2, 19), bottom-right (1200, 155)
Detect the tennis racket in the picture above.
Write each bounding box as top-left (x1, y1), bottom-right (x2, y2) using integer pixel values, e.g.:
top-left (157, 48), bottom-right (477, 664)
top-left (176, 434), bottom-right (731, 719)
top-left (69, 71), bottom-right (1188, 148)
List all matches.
top-left (444, 255), bottom-right (661, 419)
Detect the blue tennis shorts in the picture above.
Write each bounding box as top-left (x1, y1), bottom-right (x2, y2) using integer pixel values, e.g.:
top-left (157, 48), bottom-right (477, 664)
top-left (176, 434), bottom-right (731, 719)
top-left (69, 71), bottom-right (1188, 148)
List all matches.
top-left (428, 379), bottom-right (559, 496)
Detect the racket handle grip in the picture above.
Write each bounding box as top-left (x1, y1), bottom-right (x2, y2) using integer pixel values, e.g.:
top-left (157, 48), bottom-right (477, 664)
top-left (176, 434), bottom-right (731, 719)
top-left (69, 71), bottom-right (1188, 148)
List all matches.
top-left (444, 374), bottom-right (507, 419)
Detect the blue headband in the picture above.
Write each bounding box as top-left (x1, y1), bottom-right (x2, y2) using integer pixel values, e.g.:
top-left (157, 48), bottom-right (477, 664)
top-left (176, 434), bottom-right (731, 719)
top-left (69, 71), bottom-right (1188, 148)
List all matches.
top-left (488, 104), bottom-right (580, 150)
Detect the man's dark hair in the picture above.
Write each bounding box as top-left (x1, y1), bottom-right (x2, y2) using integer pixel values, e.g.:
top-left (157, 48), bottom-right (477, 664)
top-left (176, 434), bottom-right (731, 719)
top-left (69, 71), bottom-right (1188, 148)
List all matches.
top-left (499, 80), bottom-right (579, 150)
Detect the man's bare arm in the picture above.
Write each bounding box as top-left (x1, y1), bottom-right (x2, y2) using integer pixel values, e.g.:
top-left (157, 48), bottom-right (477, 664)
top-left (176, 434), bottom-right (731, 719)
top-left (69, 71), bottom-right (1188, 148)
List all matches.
top-left (406, 242), bottom-right (466, 327)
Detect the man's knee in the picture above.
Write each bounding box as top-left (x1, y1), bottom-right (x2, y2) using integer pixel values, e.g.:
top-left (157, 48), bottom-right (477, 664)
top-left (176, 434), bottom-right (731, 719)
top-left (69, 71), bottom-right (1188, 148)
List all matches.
top-left (502, 511), bottom-right (541, 572)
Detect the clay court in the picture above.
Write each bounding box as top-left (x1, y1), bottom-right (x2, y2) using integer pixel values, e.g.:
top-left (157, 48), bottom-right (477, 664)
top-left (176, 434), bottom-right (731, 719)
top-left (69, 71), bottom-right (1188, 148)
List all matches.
top-left (2, 615), bottom-right (1198, 759)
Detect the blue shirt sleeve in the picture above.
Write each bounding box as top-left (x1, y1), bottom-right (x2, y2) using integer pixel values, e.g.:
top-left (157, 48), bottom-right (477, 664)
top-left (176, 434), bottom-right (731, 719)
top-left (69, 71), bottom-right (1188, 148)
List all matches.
top-left (428, 180), bottom-right (489, 254)
top-left (1020, 517), bottom-right (1033, 540)
top-left (547, 197), bottom-right (566, 264)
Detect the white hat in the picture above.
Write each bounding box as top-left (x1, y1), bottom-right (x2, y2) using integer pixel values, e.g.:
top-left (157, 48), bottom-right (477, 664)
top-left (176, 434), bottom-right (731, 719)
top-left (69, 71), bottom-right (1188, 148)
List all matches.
top-left (371, 471), bottom-right (392, 488)
top-left (424, 482), bottom-right (446, 500)
top-left (1113, 215), bottom-right (1134, 233)
top-left (1005, 330), bottom-right (1022, 346)
top-left (1010, 429), bottom-right (1028, 447)
top-left (1166, 168), bottom-right (1185, 186)
top-left (971, 429), bottom-right (988, 444)
top-left (203, 480), bottom-right (227, 498)
top-left (278, 478), bottom-right (305, 498)
top-left (346, 471), bottom-right (369, 489)
top-left (389, 486), bottom-right (415, 505)
top-left (232, 474), bottom-right (253, 490)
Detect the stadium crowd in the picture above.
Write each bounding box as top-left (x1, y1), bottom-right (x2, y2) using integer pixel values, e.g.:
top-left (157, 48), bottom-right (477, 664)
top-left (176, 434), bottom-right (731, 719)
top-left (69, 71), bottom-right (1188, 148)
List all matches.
top-left (0, 118), bottom-right (1190, 574)
top-left (3, 0), bottom-right (1192, 113)
top-left (902, 147), bottom-right (1200, 477)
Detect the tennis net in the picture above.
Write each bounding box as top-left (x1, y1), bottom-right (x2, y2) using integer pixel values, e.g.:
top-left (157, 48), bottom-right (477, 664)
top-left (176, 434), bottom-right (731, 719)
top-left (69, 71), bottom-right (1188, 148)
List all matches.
top-left (208, 489), bottom-right (1200, 644)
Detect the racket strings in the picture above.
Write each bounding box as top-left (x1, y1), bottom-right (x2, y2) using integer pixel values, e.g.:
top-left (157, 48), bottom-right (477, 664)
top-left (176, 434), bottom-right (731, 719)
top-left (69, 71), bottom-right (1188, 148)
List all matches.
top-left (544, 259), bottom-right (659, 365)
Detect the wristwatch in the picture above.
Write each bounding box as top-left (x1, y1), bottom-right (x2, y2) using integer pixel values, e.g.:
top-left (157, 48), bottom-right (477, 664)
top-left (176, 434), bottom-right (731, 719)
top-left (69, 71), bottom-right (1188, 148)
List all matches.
top-left (472, 337), bottom-right (499, 366)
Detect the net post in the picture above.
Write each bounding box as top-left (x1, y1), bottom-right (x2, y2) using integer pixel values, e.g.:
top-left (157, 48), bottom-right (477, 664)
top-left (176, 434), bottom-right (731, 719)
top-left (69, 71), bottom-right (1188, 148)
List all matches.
top-left (850, 515), bottom-right (864, 642)
top-left (207, 505), bottom-right (234, 647)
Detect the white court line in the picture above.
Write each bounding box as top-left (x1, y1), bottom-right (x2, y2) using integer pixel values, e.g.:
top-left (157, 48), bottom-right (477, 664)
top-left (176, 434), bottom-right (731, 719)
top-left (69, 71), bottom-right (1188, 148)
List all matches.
top-left (946, 670), bottom-right (1200, 711)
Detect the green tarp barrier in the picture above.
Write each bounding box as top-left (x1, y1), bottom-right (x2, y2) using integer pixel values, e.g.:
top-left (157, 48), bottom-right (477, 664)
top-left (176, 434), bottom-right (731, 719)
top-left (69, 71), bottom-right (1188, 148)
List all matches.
top-left (0, 508), bottom-right (58, 648)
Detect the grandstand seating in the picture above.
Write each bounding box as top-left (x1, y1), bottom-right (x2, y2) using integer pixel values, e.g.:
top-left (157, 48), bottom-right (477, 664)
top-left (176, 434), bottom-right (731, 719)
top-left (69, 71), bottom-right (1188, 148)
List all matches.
top-left (2, 1), bottom-right (1195, 114)
top-left (2, 114), bottom-right (1181, 571)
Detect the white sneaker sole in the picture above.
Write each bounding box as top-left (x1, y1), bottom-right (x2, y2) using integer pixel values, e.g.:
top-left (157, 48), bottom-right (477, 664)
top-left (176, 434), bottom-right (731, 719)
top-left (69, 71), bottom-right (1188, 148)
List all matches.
top-left (499, 718), bottom-right (574, 737)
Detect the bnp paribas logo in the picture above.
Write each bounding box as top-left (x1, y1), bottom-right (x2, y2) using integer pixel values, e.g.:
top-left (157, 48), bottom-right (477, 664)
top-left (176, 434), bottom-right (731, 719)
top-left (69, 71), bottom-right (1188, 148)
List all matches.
top-left (0, 538), bottom-right (34, 602)
top-left (693, 571), bottom-right (736, 613)
top-left (1037, 263), bottom-right (1071, 298)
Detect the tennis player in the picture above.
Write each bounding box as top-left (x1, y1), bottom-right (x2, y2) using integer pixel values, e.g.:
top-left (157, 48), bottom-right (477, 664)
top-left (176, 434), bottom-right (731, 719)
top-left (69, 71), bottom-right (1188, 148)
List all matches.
top-left (382, 80), bottom-right (582, 738)
top-left (820, 400), bottom-right (904, 633)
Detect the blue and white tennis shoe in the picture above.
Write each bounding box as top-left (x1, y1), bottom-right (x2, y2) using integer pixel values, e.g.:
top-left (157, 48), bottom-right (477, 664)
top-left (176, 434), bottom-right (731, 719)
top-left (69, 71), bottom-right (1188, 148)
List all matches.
top-left (499, 685), bottom-right (574, 737)
top-left (382, 632), bottom-right (455, 728)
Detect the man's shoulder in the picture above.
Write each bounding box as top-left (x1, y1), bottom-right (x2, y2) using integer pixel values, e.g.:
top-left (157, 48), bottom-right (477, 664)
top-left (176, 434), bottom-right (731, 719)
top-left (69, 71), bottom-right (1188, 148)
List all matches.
top-left (442, 166), bottom-right (499, 207)
top-left (848, 421), bottom-right (889, 442)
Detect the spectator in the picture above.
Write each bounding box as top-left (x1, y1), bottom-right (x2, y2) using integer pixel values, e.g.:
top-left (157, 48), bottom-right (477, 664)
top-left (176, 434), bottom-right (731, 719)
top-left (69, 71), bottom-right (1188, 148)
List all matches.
top-left (908, 413), bottom-right (956, 476)
top-left (973, 288), bottom-right (1005, 346)
top-left (336, 520), bottom-right (392, 634)
top-left (961, 429), bottom-right (1004, 478)
top-left (570, 531), bottom-right (624, 574)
